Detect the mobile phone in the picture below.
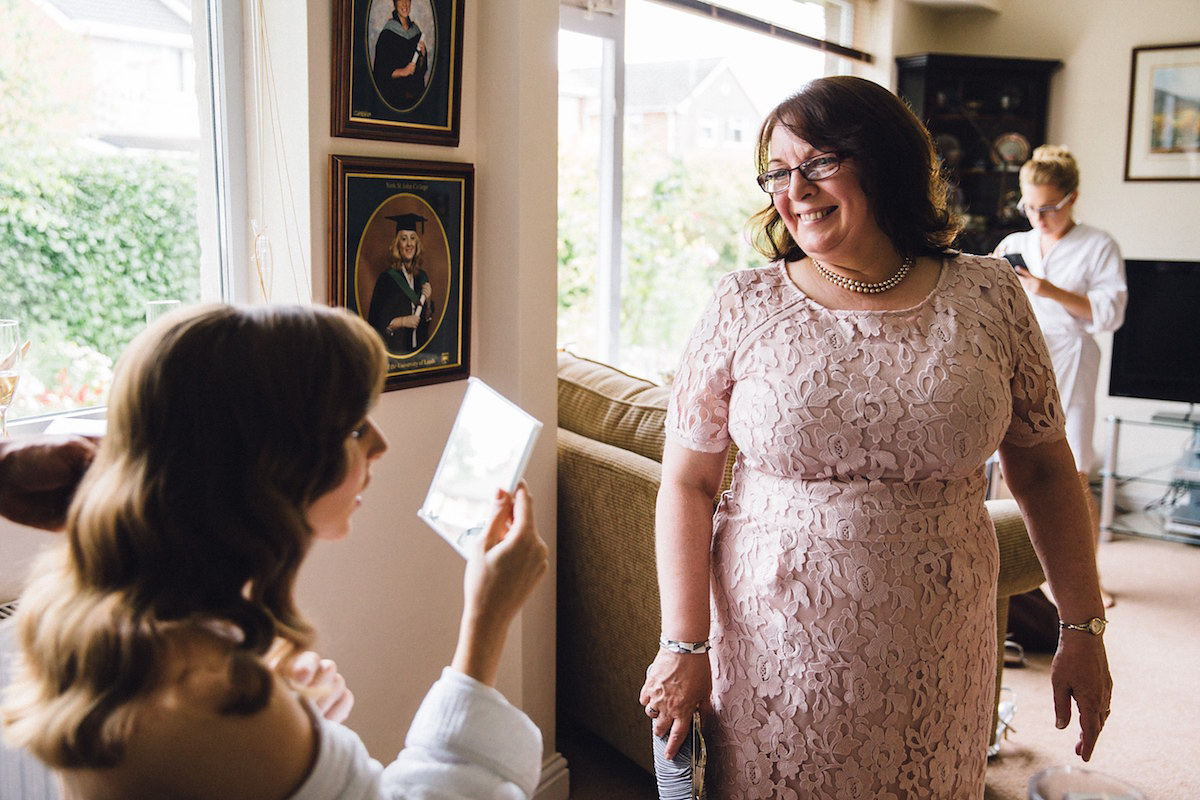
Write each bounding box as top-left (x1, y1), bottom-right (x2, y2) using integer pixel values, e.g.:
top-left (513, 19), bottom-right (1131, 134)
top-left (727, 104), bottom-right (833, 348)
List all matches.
top-left (1002, 253), bottom-right (1026, 271)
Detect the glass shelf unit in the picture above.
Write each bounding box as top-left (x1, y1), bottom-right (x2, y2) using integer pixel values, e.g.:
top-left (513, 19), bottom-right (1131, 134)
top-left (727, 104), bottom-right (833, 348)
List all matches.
top-left (1099, 414), bottom-right (1200, 545)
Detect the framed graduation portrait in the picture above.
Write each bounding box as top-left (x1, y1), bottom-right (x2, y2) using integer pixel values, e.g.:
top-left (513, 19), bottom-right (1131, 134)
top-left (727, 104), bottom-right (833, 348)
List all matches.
top-left (330, 155), bottom-right (473, 390)
top-left (332, 0), bottom-right (464, 145)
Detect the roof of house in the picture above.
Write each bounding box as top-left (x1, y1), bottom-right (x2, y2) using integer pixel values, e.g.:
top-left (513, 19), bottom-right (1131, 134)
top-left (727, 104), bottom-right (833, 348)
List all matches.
top-left (37, 0), bottom-right (189, 36)
top-left (568, 58), bottom-right (729, 112)
top-left (626, 58), bottom-right (725, 110)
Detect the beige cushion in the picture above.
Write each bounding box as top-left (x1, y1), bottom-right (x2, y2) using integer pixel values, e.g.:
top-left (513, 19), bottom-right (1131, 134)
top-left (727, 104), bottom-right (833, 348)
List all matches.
top-left (556, 427), bottom-right (662, 773)
top-left (556, 351), bottom-right (740, 498)
top-left (557, 351), bottom-right (671, 464)
top-left (989, 498), bottom-right (1046, 596)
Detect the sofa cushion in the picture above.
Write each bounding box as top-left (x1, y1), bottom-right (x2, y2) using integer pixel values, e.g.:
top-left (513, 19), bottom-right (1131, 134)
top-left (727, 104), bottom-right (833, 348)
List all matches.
top-left (989, 498), bottom-right (1045, 596)
top-left (557, 351), bottom-right (671, 464)
top-left (556, 427), bottom-right (662, 773)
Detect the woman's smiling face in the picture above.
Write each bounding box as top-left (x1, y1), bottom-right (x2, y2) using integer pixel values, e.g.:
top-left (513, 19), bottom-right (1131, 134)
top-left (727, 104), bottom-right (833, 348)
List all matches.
top-left (398, 230), bottom-right (419, 262)
top-left (768, 124), bottom-right (879, 263)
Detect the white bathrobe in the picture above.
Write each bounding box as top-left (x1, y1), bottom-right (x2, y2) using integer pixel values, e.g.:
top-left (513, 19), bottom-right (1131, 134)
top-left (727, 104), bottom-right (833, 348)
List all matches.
top-left (995, 222), bottom-right (1127, 470)
top-left (1, 621), bottom-right (541, 800)
top-left (289, 667), bottom-right (543, 800)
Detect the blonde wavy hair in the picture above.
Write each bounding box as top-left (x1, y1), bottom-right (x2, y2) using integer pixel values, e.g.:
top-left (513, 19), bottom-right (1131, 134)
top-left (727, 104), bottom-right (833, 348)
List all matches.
top-left (2, 304), bottom-right (386, 768)
top-left (1019, 144), bottom-right (1080, 194)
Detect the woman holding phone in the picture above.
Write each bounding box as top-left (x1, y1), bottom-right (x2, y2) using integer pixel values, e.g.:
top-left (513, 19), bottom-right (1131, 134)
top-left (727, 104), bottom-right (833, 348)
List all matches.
top-left (993, 144), bottom-right (1127, 606)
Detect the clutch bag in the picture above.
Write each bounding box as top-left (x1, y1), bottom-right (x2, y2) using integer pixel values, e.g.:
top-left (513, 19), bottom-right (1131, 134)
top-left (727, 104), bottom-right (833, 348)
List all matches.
top-left (652, 710), bottom-right (706, 800)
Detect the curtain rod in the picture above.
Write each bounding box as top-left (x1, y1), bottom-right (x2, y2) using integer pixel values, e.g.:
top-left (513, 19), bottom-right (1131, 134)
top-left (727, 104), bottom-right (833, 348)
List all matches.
top-left (651, 0), bottom-right (873, 64)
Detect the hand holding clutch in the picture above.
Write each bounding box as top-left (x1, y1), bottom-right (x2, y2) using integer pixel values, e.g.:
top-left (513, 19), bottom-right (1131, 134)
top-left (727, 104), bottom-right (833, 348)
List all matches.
top-left (652, 710), bottom-right (706, 800)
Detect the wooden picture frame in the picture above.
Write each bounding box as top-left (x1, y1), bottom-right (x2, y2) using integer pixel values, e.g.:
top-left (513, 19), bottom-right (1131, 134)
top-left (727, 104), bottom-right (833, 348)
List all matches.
top-left (1125, 42), bottom-right (1200, 181)
top-left (332, 0), bottom-right (464, 145)
top-left (330, 155), bottom-right (473, 390)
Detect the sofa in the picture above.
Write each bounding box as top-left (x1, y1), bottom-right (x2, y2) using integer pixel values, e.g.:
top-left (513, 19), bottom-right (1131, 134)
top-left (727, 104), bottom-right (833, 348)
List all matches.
top-left (555, 350), bottom-right (1046, 774)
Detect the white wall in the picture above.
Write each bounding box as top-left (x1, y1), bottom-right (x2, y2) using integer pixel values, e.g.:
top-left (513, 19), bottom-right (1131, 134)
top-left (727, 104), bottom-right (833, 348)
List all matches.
top-left (250, 0), bottom-right (562, 784)
top-left (890, 0), bottom-right (1200, 486)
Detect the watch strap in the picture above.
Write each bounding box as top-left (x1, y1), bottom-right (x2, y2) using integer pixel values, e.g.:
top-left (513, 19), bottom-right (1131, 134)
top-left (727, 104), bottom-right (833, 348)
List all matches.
top-left (1059, 617), bottom-right (1107, 635)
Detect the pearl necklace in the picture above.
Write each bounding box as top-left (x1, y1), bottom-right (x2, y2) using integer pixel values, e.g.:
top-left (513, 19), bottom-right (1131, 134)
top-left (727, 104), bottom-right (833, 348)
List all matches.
top-left (812, 256), bottom-right (914, 294)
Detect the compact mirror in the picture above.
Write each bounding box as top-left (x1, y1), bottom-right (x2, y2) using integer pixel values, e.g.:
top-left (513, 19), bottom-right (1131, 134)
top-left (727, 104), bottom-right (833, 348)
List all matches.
top-left (418, 378), bottom-right (542, 557)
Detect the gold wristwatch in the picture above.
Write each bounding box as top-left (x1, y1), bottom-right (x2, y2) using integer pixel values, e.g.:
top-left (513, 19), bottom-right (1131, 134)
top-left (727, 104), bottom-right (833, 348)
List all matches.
top-left (1059, 617), bottom-right (1107, 635)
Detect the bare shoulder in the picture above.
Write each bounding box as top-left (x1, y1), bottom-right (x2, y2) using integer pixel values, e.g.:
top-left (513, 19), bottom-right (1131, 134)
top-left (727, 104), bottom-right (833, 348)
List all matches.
top-left (61, 627), bottom-right (317, 800)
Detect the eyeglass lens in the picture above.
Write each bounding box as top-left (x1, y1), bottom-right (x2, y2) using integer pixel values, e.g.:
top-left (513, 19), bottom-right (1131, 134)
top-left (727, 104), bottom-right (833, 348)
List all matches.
top-left (758, 154), bottom-right (840, 193)
top-left (1019, 192), bottom-right (1073, 216)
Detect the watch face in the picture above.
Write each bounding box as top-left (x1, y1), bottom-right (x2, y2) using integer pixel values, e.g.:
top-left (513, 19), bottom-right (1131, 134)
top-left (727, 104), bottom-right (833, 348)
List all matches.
top-left (1088, 618), bottom-right (1107, 635)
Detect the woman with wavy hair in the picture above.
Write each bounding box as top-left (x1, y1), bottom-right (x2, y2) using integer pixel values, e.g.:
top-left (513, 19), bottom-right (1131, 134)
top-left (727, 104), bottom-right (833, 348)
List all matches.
top-left (368, 212), bottom-right (435, 355)
top-left (2, 303), bottom-right (547, 799)
top-left (640, 76), bottom-right (1110, 797)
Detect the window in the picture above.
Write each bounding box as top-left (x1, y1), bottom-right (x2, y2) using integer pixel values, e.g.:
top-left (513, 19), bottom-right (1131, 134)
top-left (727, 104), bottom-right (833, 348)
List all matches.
top-left (0, 0), bottom-right (243, 423)
top-left (729, 119), bottom-right (747, 144)
top-left (558, 0), bottom-right (867, 381)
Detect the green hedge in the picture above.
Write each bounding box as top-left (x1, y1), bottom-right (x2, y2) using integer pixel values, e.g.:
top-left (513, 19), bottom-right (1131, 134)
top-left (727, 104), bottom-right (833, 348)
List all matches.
top-left (557, 144), bottom-right (764, 381)
top-left (0, 148), bottom-right (201, 413)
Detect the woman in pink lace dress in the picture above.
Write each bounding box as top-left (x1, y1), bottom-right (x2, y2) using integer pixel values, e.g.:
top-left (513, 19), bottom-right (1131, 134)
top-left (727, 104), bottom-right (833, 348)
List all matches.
top-left (639, 77), bottom-right (1111, 798)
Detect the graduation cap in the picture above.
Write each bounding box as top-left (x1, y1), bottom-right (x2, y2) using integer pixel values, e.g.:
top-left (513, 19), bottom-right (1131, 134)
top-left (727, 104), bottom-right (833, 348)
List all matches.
top-left (386, 212), bottom-right (426, 235)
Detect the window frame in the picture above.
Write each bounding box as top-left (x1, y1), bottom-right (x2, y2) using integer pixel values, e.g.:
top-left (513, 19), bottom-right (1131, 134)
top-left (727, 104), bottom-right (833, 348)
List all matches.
top-left (557, 0), bottom-right (867, 370)
top-left (200, 0), bottom-right (250, 305)
top-left (560, 3), bottom-right (626, 365)
top-left (7, 0), bottom-right (248, 434)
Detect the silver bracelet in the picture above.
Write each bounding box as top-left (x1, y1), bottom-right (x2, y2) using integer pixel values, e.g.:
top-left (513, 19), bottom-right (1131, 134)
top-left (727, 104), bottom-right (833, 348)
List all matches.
top-left (659, 635), bottom-right (711, 654)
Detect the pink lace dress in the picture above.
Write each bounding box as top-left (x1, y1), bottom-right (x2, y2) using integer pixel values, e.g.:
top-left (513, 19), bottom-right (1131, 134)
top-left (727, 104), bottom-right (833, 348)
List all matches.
top-left (666, 254), bottom-right (1064, 798)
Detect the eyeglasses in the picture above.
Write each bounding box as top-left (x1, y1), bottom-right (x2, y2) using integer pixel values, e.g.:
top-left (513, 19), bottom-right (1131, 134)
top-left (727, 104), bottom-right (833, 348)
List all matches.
top-left (756, 153), bottom-right (843, 194)
top-left (1017, 191), bottom-right (1075, 217)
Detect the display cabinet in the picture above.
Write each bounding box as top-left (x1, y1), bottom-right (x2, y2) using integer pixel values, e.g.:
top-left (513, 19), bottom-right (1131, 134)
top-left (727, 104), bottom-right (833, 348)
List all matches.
top-left (896, 53), bottom-right (1062, 255)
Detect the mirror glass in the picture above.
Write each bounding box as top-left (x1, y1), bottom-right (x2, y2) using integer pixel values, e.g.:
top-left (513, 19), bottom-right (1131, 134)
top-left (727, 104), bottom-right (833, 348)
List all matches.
top-left (418, 378), bottom-right (542, 556)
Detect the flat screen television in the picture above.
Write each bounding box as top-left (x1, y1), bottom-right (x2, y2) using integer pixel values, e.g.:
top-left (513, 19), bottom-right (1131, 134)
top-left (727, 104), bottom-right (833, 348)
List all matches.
top-left (1108, 259), bottom-right (1200, 408)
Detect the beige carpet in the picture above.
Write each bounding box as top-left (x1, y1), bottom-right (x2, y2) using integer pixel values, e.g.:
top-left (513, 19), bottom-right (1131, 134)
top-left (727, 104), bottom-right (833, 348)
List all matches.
top-left (562, 533), bottom-right (1200, 799)
top-left (984, 533), bottom-right (1200, 799)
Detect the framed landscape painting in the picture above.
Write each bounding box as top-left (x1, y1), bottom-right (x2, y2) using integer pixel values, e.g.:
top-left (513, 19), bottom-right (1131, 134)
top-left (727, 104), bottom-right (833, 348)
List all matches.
top-left (1125, 42), bottom-right (1200, 181)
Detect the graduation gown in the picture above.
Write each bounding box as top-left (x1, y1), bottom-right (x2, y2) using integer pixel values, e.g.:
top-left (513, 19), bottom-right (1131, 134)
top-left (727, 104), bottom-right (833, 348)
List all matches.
top-left (372, 16), bottom-right (427, 110)
top-left (367, 267), bottom-right (431, 354)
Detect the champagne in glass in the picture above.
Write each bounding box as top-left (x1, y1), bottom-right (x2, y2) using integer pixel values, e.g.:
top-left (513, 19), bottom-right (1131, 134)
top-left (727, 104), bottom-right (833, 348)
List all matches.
top-left (0, 319), bottom-right (21, 437)
top-left (145, 299), bottom-right (181, 325)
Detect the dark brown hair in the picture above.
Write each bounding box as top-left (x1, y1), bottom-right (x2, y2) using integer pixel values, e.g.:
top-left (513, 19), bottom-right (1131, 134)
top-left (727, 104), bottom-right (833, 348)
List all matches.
top-left (749, 76), bottom-right (962, 262)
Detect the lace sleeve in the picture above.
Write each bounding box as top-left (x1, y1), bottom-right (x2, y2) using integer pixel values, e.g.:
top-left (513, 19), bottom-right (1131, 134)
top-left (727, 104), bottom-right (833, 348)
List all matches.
top-left (1001, 270), bottom-right (1067, 448)
top-left (666, 272), bottom-right (745, 453)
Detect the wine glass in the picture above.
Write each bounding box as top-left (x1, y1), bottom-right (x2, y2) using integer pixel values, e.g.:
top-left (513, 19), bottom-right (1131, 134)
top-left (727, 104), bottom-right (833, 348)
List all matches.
top-left (145, 299), bottom-right (181, 325)
top-left (1028, 765), bottom-right (1145, 800)
top-left (0, 319), bottom-right (21, 437)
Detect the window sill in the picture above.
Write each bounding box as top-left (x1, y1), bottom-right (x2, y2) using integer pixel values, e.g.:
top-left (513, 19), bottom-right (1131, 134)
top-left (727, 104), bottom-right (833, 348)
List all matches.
top-left (7, 408), bottom-right (107, 437)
